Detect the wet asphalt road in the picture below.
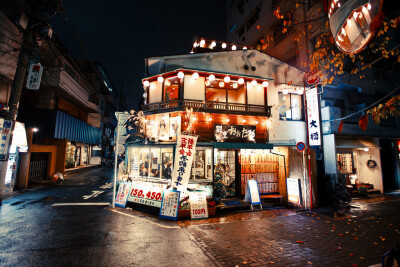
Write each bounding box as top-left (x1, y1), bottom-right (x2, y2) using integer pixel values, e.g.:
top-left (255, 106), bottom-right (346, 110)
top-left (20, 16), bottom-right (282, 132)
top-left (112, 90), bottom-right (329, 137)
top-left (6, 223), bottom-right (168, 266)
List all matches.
top-left (0, 168), bottom-right (213, 267)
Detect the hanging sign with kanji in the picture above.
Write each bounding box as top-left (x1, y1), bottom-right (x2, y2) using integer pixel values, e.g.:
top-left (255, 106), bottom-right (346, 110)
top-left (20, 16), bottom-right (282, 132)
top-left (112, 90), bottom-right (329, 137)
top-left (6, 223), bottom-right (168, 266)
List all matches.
top-left (0, 118), bottom-right (13, 161)
top-left (306, 87), bottom-right (321, 147)
top-left (159, 190), bottom-right (180, 220)
top-left (170, 135), bottom-right (198, 192)
top-left (115, 182), bottom-right (131, 208)
top-left (26, 63), bottom-right (43, 90)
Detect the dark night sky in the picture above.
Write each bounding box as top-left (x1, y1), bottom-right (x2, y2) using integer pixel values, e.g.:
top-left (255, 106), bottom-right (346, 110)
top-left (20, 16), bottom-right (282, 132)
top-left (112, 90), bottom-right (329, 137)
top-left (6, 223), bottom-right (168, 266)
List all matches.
top-left (51, 0), bottom-right (227, 111)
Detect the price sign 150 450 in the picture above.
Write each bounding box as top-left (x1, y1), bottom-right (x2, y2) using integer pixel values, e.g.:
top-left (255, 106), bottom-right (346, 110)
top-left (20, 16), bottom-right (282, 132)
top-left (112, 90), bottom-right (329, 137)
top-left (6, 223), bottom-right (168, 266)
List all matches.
top-left (130, 188), bottom-right (162, 201)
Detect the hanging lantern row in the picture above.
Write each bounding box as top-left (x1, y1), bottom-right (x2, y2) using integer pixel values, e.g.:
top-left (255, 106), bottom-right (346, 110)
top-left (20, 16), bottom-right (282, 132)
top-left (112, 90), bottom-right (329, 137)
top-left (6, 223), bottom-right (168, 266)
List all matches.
top-left (328, 0), bottom-right (382, 54)
top-left (191, 38), bottom-right (250, 53)
top-left (142, 70), bottom-right (270, 90)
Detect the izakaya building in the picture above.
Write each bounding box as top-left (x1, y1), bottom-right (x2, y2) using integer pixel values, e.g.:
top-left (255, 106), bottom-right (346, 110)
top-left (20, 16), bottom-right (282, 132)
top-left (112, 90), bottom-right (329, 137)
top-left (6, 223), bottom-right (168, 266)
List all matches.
top-left (125, 41), bottom-right (319, 214)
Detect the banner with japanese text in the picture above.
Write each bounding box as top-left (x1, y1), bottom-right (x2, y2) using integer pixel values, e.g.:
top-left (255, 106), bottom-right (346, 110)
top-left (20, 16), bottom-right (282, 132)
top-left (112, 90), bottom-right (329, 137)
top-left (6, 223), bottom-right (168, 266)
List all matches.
top-left (306, 87), bottom-right (321, 147)
top-left (0, 118), bottom-right (13, 161)
top-left (171, 135), bottom-right (198, 192)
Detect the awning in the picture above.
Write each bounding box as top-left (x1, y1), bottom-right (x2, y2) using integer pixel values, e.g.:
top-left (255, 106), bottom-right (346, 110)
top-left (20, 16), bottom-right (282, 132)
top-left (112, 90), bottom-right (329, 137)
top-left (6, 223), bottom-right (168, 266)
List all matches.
top-left (335, 138), bottom-right (381, 149)
top-left (212, 142), bottom-right (273, 150)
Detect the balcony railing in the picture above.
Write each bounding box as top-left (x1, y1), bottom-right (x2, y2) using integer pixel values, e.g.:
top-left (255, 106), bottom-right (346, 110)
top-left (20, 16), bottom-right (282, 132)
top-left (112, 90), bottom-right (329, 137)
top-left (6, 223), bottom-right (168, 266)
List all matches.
top-left (142, 99), bottom-right (271, 117)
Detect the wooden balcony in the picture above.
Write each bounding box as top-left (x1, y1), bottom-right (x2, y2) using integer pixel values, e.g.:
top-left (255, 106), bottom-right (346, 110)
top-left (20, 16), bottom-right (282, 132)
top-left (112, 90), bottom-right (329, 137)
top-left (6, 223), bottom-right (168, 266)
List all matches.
top-left (142, 99), bottom-right (271, 117)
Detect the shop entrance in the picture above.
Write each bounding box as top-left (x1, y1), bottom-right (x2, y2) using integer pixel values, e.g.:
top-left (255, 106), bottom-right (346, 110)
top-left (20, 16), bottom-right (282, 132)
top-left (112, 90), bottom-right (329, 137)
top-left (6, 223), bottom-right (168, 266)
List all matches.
top-left (28, 152), bottom-right (49, 182)
top-left (215, 149), bottom-right (237, 198)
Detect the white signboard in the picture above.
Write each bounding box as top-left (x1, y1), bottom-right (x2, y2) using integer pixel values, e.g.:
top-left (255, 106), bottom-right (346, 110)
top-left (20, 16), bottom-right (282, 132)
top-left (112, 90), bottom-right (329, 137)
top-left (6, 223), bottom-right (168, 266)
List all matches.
top-left (306, 87), bottom-right (321, 146)
top-left (159, 190), bottom-right (180, 220)
top-left (0, 119), bottom-right (13, 161)
top-left (189, 192), bottom-right (208, 219)
top-left (244, 180), bottom-right (261, 205)
top-left (26, 63), bottom-right (43, 90)
top-left (287, 178), bottom-right (302, 204)
top-left (115, 182), bottom-right (131, 208)
top-left (171, 135), bottom-right (198, 192)
top-left (114, 112), bottom-right (130, 145)
top-left (127, 181), bottom-right (167, 207)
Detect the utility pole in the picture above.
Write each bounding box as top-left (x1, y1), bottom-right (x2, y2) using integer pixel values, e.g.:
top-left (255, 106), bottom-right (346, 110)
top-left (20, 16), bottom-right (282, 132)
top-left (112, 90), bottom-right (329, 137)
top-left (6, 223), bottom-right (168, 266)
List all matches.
top-left (0, 20), bottom-right (35, 204)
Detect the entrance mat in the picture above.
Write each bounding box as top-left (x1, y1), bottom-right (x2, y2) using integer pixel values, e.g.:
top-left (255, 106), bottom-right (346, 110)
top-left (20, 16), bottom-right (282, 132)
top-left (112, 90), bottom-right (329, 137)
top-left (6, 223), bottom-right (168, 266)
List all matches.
top-left (222, 200), bottom-right (242, 206)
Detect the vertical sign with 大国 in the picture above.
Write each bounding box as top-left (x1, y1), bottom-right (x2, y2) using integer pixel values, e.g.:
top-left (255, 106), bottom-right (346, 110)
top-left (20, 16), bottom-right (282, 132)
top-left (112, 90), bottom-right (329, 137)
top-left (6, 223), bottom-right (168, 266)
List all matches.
top-left (115, 182), bottom-right (131, 208)
top-left (159, 190), bottom-right (180, 220)
top-left (306, 87), bottom-right (321, 146)
top-left (0, 119), bottom-right (13, 161)
top-left (170, 135), bottom-right (198, 192)
top-left (189, 191), bottom-right (208, 220)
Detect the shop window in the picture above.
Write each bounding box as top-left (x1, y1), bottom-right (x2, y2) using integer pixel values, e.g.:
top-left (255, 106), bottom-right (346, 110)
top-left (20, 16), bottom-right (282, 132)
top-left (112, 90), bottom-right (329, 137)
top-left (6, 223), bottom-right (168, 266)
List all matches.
top-left (190, 147), bottom-right (213, 181)
top-left (337, 152), bottom-right (354, 174)
top-left (128, 146), bottom-right (173, 179)
top-left (278, 92), bottom-right (304, 121)
top-left (163, 76), bottom-right (179, 101)
top-left (206, 78), bottom-right (246, 108)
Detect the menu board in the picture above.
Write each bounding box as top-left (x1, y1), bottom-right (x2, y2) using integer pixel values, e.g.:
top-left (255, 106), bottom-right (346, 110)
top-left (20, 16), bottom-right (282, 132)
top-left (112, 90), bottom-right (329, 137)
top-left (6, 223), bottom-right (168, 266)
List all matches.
top-left (287, 178), bottom-right (302, 204)
top-left (189, 192), bottom-right (208, 220)
top-left (128, 181), bottom-right (167, 207)
top-left (159, 190), bottom-right (180, 220)
top-left (244, 180), bottom-right (261, 205)
top-left (115, 182), bottom-right (131, 208)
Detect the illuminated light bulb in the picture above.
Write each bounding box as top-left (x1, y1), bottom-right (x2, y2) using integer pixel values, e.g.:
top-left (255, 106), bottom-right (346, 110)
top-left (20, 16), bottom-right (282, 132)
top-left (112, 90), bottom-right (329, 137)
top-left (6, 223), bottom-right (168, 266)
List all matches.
top-left (157, 76), bottom-right (164, 83)
top-left (238, 78), bottom-right (244, 84)
top-left (255, 121), bottom-right (259, 125)
top-left (331, 3), bottom-right (334, 8)
top-left (222, 43), bottom-right (227, 49)
top-left (205, 80), bottom-right (210, 86)
top-left (233, 83), bottom-right (238, 89)
top-left (262, 81), bottom-right (269, 87)
top-left (143, 80), bottom-right (150, 87)
top-left (192, 117), bottom-right (197, 121)
top-left (367, 3), bottom-right (371, 10)
top-left (200, 40), bottom-right (205, 47)
top-left (338, 3), bottom-right (340, 7)
top-left (165, 80), bottom-right (171, 86)
top-left (242, 119), bottom-right (246, 123)
top-left (328, 13), bottom-right (331, 18)
top-left (266, 120), bottom-right (271, 127)
top-left (192, 72), bottom-right (199, 80)
top-left (353, 12), bottom-right (358, 19)
top-left (341, 27), bottom-right (346, 35)
top-left (347, 19), bottom-right (351, 26)
top-left (282, 89), bottom-right (288, 95)
top-left (211, 41), bottom-right (216, 47)
top-left (232, 45), bottom-right (236, 50)
top-left (219, 82), bottom-right (225, 87)
top-left (362, 6), bottom-right (368, 13)
top-left (243, 46), bottom-right (247, 50)
top-left (209, 74), bottom-right (215, 81)
top-left (251, 80), bottom-right (257, 87)
top-left (193, 42), bottom-right (198, 47)
top-left (364, 147), bottom-right (369, 151)
top-left (226, 118), bottom-right (230, 122)
top-left (208, 117), bottom-right (212, 122)
top-left (224, 76), bottom-right (230, 83)
top-left (143, 93), bottom-right (146, 97)
top-left (178, 71), bottom-right (184, 79)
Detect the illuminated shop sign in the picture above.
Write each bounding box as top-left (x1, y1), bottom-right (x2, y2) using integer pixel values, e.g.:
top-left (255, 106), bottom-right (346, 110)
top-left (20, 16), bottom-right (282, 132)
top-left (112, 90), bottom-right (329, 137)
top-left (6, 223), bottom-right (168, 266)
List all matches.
top-left (214, 124), bottom-right (256, 143)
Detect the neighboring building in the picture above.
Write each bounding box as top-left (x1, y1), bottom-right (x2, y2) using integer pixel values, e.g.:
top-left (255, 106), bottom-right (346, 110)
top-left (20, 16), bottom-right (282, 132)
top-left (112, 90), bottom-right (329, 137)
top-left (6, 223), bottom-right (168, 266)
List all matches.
top-left (123, 46), bottom-right (318, 213)
top-left (226, 0), bottom-right (400, 200)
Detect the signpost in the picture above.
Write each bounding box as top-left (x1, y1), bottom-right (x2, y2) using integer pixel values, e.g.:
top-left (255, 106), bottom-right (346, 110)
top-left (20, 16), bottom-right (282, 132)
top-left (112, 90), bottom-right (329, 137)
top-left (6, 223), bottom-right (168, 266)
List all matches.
top-left (112, 111), bottom-right (129, 208)
top-left (296, 142), bottom-right (305, 152)
top-left (244, 180), bottom-right (262, 209)
top-left (115, 182), bottom-right (131, 208)
top-left (26, 63), bottom-right (43, 90)
top-left (189, 192), bottom-right (208, 220)
top-left (159, 190), bottom-right (180, 220)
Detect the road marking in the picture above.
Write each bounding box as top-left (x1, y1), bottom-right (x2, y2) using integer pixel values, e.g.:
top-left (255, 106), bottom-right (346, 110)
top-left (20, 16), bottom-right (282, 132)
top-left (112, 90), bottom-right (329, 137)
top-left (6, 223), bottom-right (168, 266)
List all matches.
top-left (52, 202), bottom-right (110, 206)
top-left (100, 182), bottom-right (113, 189)
top-left (83, 190), bottom-right (104, 199)
top-left (110, 209), bottom-right (180, 229)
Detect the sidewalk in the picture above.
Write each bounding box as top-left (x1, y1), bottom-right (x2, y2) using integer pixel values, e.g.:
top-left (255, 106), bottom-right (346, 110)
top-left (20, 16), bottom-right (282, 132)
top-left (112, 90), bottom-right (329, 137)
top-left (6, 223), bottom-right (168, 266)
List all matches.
top-left (179, 195), bottom-right (400, 267)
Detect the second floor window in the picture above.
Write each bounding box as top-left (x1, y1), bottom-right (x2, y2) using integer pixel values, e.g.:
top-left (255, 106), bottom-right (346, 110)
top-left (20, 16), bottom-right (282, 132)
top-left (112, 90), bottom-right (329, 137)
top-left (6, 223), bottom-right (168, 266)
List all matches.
top-left (163, 77), bottom-right (179, 101)
top-left (278, 92), bottom-right (304, 121)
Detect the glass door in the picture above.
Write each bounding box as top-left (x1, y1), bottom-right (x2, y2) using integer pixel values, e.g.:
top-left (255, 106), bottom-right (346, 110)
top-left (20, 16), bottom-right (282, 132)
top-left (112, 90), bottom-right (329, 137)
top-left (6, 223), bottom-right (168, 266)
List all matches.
top-left (215, 149), bottom-right (236, 198)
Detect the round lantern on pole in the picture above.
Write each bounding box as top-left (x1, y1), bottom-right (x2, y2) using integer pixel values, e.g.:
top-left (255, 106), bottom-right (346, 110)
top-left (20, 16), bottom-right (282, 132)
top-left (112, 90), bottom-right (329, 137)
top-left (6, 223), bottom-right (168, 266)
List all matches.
top-left (328, 0), bottom-right (383, 54)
